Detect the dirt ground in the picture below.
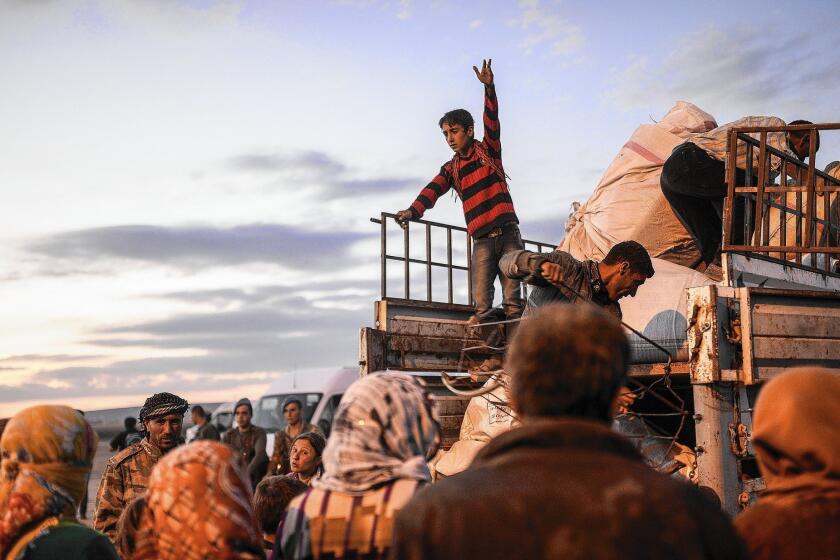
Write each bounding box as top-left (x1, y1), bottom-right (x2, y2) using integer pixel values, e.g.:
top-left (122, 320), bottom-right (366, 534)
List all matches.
top-left (81, 440), bottom-right (114, 526)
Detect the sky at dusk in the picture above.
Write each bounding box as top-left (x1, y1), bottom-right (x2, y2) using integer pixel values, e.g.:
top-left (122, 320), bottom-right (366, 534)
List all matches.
top-left (2, 0), bottom-right (839, 416)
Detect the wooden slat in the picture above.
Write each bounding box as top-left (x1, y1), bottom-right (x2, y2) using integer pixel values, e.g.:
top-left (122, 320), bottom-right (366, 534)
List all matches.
top-left (388, 316), bottom-right (476, 339)
top-left (751, 312), bottom-right (840, 338)
top-left (383, 353), bottom-right (484, 371)
top-left (753, 365), bottom-right (840, 381)
top-left (359, 327), bottom-right (386, 375)
top-left (752, 337), bottom-right (840, 360)
top-left (430, 397), bottom-right (471, 416)
top-left (386, 332), bottom-right (483, 354)
top-left (437, 415), bottom-right (464, 432)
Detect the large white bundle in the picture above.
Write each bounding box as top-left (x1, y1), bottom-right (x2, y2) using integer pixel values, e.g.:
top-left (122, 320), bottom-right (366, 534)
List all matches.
top-left (432, 380), bottom-right (518, 478)
top-left (560, 101), bottom-right (717, 268)
top-left (621, 257), bottom-right (716, 363)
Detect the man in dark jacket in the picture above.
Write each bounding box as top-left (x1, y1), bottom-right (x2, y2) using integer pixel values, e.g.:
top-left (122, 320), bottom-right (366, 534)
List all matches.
top-left (222, 397), bottom-right (267, 489)
top-left (109, 417), bottom-right (140, 451)
top-left (500, 240), bottom-right (654, 319)
top-left (392, 304), bottom-right (746, 560)
top-left (190, 405), bottom-right (220, 441)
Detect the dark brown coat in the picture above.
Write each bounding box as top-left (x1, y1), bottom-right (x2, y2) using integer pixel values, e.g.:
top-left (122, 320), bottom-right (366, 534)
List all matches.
top-left (393, 418), bottom-right (746, 560)
top-left (735, 498), bottom-right (840, 560)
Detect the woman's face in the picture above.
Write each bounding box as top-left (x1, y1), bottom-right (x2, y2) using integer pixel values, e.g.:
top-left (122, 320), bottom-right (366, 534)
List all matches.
top-left (290, 439), bottom-right (320, 475)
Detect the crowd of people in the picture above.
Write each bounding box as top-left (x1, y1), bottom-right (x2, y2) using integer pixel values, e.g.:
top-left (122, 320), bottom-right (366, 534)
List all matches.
top-left (0, 303), bottom-right (838, 559)
top-left (2, 58), bottom-right (838, 559)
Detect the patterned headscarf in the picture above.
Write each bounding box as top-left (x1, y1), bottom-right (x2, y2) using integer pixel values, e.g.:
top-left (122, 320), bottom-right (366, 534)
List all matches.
top-left (138, 392), bottom-right (189, 430)
top-left (313, 372), bottom-right (440, 495)
top-left (0, 405), bottom-right (98, 556)
top-left (133, 440), bottom-right (263, 560)
top-left (752, 367), bottom-right (840, 504)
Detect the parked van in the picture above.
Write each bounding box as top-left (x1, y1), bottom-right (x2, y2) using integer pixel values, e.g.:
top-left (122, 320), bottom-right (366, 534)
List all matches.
top-left (211, 401), bottom-right (235, 435)
top-left (254, 367), bottom-right (359, 453)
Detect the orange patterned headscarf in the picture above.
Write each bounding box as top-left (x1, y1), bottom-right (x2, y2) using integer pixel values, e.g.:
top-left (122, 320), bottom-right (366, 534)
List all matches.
top-left (0, 405), bottom-right (98, 556)
top-left (133, 440), bottom-right (264, 560)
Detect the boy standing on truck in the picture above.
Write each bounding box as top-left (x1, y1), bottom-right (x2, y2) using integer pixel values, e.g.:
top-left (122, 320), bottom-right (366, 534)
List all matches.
top-left (395, 59), bottom-right (524, 345)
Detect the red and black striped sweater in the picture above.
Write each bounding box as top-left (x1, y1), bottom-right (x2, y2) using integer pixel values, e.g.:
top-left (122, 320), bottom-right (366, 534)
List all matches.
top-left (409, 86), bottom-right (518, 238)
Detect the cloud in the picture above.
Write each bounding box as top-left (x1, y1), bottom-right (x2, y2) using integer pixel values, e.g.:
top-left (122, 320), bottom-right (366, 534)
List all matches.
top-left (151, 280), bottom-right (376, 308)
top-left (511, 0), bottom-right (584, 57)
top-left (0, 353), bottom-right (101, 363)
top-left (333, 177), bottom-right (419, 193)
top-left (225, 148), bottom-right (422, 198)
top-left (519, 216), bottom-right (567, 247)
top-left (27, 223), bottom-right (372, 272)
top-left (0, 371), bottom-right (272, 404)
top-left (14, 300), bottom-right (366, 403)
top-left (397, 0), bottom-right (411, 20)
top-left (228, 150), bottom-right (347, 175)
top-left (97, 305), bottom-right (361, 337)
top-left (333, 0), bottom-right (413, 19)
top-left (605, 24), bottom-right (840, 119)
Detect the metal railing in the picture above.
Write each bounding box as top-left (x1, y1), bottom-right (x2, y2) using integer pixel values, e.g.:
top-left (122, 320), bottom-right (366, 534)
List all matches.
top-left (371, 212), bottom-right (554, 304)
top-left (723, 123), bottom-right (840, 274)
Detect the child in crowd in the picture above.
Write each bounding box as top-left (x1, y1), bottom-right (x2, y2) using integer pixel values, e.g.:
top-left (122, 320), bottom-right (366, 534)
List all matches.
top-left (254, 476), bottom-right (308, 553)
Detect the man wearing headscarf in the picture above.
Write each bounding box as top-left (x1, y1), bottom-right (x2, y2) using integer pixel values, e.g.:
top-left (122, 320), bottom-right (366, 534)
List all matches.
top-left (274, 372), bottom-right (440, 560)
top-left (0, 405), bottom-right (118, 559)
top-left (93, 391), bottom-right (188, 543)
top-left (132, 441), bottom-right (264, 560)
top-left (223, 398), bottom-right (268, 489)
top-left (735, 367), bottom-right (840, 559)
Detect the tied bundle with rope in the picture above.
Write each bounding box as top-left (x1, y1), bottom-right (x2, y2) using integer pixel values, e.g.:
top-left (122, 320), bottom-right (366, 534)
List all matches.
top-left (138, 392), bottom-right (189, 431)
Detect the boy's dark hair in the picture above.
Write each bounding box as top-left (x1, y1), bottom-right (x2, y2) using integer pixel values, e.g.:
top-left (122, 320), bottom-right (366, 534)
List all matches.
top-left (602, 241), bottom-right (655, 278)
top-left (439, 109), bottom-right (474, 131)
top-left (507, 304), bottom-right (629, 421)
top-left (293, 431), bottom-right (326, 457)
top-left (191, 405), bottom-right (206, 418)
top-left (282, 398), bottom-right (303, 412)
top-left (124, 417), bottom-right (137, 429)
top-left (788, 120), bottom-right (820, 153)
top-left (254, 476), bottom-right (308, 534)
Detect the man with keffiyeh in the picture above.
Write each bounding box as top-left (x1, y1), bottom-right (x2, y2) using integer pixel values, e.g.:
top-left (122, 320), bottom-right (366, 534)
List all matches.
top-left (93, 391), bottom-right (188, 544)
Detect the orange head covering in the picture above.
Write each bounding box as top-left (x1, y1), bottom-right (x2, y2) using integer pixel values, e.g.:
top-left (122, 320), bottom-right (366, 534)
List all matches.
top-left (752, 367), bottom-right (840, 504)
top-left (0, 405), bottom-right (98, 555)
top-left (133, 440), bottom-right (263, 560)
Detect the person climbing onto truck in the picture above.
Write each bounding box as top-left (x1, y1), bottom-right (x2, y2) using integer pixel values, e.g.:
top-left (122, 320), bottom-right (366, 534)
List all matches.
top-left (500, 240), bottom-right (654, 319)
top-left (394, 59), bottom-right (524, 346)
top-left (500, 240), bottom-right (654, 414)
top-left (660, 117), bottom-right (820, 267)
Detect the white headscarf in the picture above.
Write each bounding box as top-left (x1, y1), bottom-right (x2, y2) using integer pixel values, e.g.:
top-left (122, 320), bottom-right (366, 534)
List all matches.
top-left (313, 372), bottom-right (440, 495)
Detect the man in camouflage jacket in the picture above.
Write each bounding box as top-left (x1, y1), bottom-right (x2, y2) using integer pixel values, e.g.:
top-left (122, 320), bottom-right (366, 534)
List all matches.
top-left (93, 392), bottom-right (188, 542)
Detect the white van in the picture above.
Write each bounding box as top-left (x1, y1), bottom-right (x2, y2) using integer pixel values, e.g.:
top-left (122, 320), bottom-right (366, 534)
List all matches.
top-left (211, 401), bottom-right (235, 435)
top-left (254, 367), bottom-right (359, 453)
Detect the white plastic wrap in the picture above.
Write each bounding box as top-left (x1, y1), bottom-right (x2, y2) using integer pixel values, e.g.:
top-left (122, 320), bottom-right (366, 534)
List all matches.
top-left (620, 258), bottom-right (715, 363)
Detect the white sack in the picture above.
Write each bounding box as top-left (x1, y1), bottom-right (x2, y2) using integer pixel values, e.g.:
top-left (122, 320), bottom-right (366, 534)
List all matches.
top-left (560, 101), bottom-right (717, 268)
top-left (434, 379), bottom-right (518, 477)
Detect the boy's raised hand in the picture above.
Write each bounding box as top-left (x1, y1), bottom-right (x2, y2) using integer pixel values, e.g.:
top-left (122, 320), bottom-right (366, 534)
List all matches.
top-left (473, 58), bottom-right (494, 86)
